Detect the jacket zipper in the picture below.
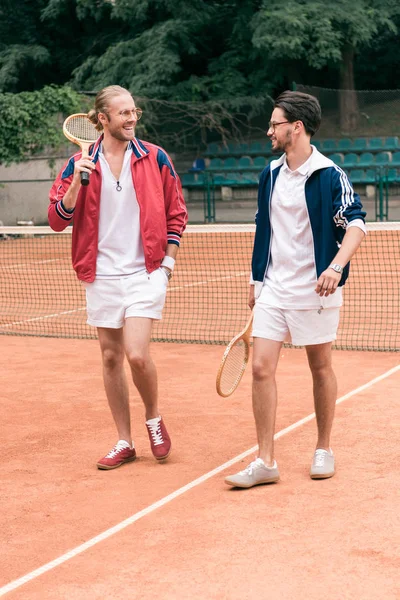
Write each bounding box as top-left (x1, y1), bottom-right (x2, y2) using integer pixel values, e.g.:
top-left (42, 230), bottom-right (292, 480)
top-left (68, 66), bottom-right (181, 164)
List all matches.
top-left (304, 176), bottom-right (324, 313)
top-left (263, 167), bottom-right (275, 286)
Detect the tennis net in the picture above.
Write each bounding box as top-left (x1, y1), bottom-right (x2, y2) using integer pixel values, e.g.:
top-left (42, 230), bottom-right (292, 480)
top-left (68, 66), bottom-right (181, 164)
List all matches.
top-left (0, 223), bottom-right (399, 351)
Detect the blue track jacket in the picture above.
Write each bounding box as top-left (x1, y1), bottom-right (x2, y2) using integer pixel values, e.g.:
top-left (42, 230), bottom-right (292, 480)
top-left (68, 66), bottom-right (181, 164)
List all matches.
top-left (251, 147), bottom-right (366, 299)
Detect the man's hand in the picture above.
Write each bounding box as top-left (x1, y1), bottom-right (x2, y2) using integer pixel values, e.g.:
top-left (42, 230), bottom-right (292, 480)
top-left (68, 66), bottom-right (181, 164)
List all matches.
top-left (248, 285), bottom-right (255, 309)
top-left (315, 268), bottom-right (342, 297)
top-left (60, 158), bottom-right (96, 211)
top-left (73, 157), bottom-right (95, 182)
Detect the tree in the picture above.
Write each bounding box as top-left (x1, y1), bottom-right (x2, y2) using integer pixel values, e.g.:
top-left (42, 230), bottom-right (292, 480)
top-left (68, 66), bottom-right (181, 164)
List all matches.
top-left (0, 86), bottom-right (82, 164)
top-left (0, 0), bottom-right (123, 92)
top-left (251, 0), bottom-right (400, 132)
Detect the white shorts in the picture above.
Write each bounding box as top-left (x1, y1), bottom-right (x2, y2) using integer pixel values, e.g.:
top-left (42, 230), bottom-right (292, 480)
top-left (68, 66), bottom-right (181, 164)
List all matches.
top-left (253, 303), bottom-right (341, 346)
top-left (83, 269), bottom-right (168, 329)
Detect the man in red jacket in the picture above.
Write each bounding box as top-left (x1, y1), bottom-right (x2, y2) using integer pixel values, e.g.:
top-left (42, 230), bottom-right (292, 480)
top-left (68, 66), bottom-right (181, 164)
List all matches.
top-left (49, 85), bottom-right (187, 469)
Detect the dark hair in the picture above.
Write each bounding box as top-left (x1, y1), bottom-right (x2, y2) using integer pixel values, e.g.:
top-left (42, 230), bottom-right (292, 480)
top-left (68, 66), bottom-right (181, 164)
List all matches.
top-left (274, 91), bottom-right (321, 137)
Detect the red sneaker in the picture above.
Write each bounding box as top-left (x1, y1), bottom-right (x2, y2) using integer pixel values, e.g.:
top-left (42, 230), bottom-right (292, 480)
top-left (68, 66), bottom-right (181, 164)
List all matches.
top-left (97, 440), bottom-right (136, 470)
top-left (145, 416), bottom-right (171, 460)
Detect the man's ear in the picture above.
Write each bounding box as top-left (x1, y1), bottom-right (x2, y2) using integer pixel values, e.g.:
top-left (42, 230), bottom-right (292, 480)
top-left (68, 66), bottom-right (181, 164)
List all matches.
top-left (98, 112), bottom-right (108, 125)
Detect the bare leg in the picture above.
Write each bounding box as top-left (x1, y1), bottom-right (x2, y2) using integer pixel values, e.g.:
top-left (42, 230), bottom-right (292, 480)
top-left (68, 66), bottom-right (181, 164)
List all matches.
top-left (97, 327), bottom-right (132, 444)
top-left (124, 317), bottom-right (159, 421)
top-left (252, 338), bottom-right (283, 466)
top-left (306, 342), bottom-right (337, 450)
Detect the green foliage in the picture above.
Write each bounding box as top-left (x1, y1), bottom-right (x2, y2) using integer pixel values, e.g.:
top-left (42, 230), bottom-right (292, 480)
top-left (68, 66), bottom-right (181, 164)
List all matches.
top-left (0, 85), bottom-right (82, 164)
top-left (71, 20), bottom-right (188, 96)
top-left (0, 45), bottom-right (50, 93)
top-left (1, 0), bottom-right (400, 153)
top-left (251, 0), bottom-right (399, 70)
top-left (2, 0), bottom-right (400, 102)
top-left (134, 94), bottom-right (272, 151)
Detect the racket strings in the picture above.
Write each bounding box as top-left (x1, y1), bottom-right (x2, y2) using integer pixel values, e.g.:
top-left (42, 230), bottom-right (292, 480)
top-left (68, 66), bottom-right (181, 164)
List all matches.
top-left (219, 339), bottom-right (249, 396)
top-left (65, 116), bottom-right (98, 143)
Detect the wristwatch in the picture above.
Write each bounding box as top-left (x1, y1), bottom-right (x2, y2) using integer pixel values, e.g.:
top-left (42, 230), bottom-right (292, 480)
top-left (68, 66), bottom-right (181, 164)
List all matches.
top-left (329, 263), bottom-right (343, 274)
top-left (161, 266), bottom-right (172, 280)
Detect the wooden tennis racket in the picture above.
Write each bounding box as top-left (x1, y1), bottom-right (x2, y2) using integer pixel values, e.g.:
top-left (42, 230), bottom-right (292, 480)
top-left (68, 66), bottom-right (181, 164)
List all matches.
top-left (216, 311), bottom-right (253, 397)
top-left (62, 113), bottom-right (99, 186)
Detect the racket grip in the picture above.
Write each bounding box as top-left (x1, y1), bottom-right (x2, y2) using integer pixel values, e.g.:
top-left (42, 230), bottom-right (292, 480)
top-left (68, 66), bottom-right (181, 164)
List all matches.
top-left (80, 171), bottom-right (90, 186)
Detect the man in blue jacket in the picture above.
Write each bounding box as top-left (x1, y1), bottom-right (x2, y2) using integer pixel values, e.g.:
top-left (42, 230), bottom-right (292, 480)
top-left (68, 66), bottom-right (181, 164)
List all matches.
top-left (225, 91), bottom-right (366, 488)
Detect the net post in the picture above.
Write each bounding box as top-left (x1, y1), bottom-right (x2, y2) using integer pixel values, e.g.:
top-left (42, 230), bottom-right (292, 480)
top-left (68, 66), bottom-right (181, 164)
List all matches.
top-left (377, 168), bottom-right (385, 221)
top-left (203, 172), bottom-right (216, 223)
top-left (384, 166), bottom-right (389, 220)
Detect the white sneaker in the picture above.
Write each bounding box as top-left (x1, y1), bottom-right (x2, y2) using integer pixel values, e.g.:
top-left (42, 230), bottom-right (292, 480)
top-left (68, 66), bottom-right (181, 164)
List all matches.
top-left (225, 458), bottom-right (280, 488)
top-left (310, 449), bottom-right (335, 479)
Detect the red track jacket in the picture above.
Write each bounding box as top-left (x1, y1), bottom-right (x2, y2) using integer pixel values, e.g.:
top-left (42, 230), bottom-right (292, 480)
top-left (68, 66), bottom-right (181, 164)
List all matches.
top-left (48, 136), bottom-right (188, 282)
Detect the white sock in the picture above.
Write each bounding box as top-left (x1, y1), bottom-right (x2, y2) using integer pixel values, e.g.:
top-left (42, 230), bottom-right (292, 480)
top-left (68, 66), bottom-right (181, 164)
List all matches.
top-left (117, 439), bottom-right (135, 450)
top-left (146, 416), bottom-right (161, 426)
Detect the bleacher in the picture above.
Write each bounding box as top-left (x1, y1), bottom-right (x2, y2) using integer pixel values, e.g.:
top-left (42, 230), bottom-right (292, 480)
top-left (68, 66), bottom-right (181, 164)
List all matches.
top-left (181, 136), bottom-right (400, 190)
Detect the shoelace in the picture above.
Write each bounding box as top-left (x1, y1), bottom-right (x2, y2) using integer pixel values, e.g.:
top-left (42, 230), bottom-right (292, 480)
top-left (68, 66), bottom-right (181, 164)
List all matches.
top-left (314, 450), bottom-right (330, 467)
top-left (105, 442), bottom-right (129, 458)
top-left (148, 422), bottom-right (163, 446)
top-left (239, 458), bottom-right (264, 476)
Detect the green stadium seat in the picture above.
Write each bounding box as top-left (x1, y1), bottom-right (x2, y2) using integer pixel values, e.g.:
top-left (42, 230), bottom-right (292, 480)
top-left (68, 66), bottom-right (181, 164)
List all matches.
top-left (368, 137), bottom-right (383, 151)
top-left (238, 156), bottom-right (252, 169)
top-left (328, 153), bottom-right (344, 166)
top-left (392, 152), bottom-right (400, 166)
top-left (386, 168), bottom-right (400, 183)
top-left (337, 138), bottom-right (352, 152)
top-left (374, 151), bottom-right (391, 165)
top-left (351, 138), bottom-right (367, 152)
top-left (223, 172), bottom-right (242, 185)
top-left (343, 153), bottom-right (359, 168)
top-left (182, 172), bottom-right (205, 187)
top-left (321, 139), bottom-right (337, 152)
top-left (312, 139), bottom-right (321, 150)
top-left (208, 158), bottom-right (223, 171)
top-left (349, 169), bottom-right (365, 183)
top-left (249, 141), bottom-right (263, 155)
top-left (212, 174), bottom-right (229, 185)
top-left (364, 169), bottom-right (377, 184)
top-left (222, 157), bottom-right (237, 170)
top-left (220, 142), bottom-right (236, 156)
top-left (253, 156), bottom-right (268, 170)
top-left (235, 143), bottom-right (249, 156)
top-left (358, 152), bottom-right (374, 167)
top-left (240, 172), bottom-right (259, 185)
top-left (205, 142), bottom-right (220, 156)
top-left (182, 173), bottom-right (196, 186)
top-left (383, 136), bottom-right (399, 152)
top-left (264, 140), bottom-right (273, 154)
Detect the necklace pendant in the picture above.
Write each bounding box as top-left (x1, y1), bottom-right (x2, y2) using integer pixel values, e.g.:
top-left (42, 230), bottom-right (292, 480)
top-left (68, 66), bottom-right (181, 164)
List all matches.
top-left (116, 181), bottom-right (122, 192)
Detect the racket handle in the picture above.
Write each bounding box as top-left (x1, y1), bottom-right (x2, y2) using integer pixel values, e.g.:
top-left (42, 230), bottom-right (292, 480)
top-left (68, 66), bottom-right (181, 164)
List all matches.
top-left (80, 171), bottom-right (90, 186)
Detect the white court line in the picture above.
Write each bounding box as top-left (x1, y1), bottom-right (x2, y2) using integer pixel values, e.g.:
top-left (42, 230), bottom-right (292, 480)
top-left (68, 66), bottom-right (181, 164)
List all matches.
top-left (0, 364), bottom-right (399, 597)
top-left (1, 307), bottom-right (86, 328)
top-left (6, 259), bottom-right (62, 269)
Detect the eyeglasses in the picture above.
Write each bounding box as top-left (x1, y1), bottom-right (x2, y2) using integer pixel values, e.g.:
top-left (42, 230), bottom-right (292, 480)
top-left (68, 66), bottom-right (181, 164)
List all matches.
top-left (118, 108), bottom-right (143, 122)
top-left (268, 120), bottom-right (289, 131)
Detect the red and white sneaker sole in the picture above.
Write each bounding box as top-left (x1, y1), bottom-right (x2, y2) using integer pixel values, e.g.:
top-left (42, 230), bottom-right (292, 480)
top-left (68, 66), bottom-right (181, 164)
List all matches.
top-left (96, 455), bottom-right (137, 470)
top-left (154, 447), bottom-right (171, 461)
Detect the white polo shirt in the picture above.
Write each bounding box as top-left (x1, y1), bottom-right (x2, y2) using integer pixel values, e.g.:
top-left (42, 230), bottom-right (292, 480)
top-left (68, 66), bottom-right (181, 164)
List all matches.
top-left (259, 151), bottom-right (365, 309)
top-left (96, 146), bottom-right (145, 278)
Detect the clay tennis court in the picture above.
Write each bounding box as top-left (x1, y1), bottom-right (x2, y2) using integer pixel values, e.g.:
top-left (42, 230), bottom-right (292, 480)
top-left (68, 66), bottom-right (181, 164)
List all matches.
top-left (1, 224), bottom-right (399, 598)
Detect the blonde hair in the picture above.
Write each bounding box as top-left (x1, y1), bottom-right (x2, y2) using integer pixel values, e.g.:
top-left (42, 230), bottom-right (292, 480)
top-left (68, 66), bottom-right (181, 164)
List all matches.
top-left (87, 85), bottom-right (133, 131)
